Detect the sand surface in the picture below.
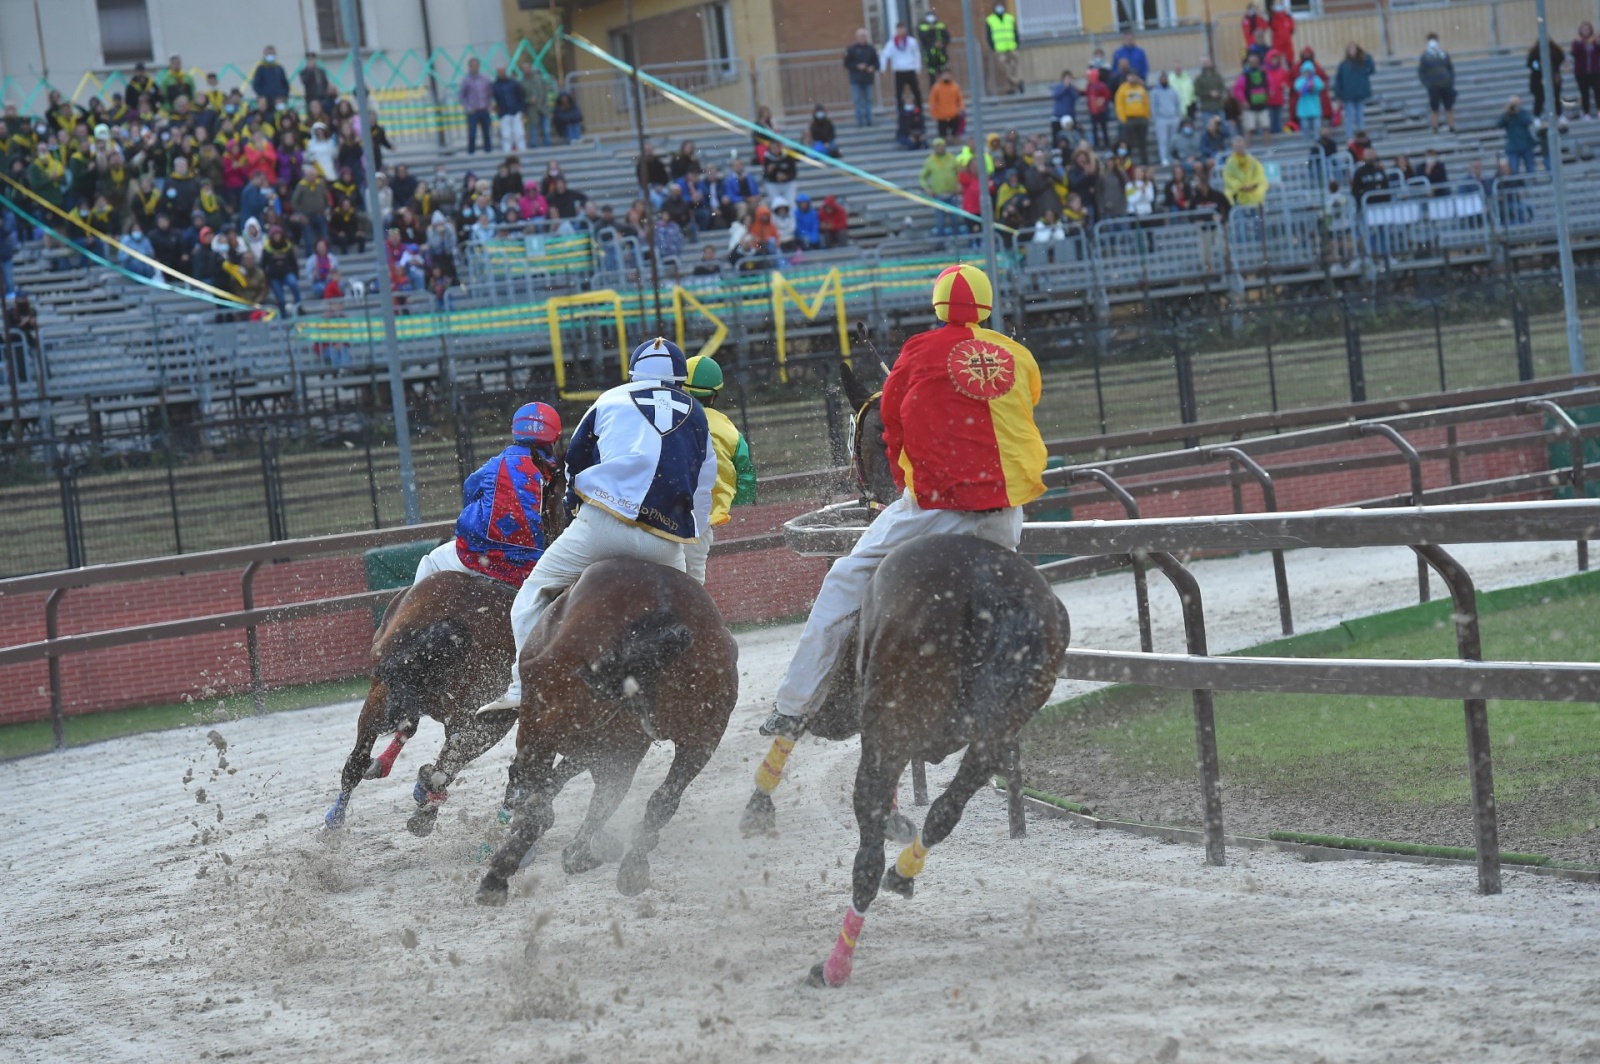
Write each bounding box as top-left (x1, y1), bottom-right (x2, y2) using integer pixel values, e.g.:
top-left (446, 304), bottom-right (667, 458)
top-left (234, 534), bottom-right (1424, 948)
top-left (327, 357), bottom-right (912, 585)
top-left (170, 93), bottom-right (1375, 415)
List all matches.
top-left (4, 541), bottom-right (1599, 1063)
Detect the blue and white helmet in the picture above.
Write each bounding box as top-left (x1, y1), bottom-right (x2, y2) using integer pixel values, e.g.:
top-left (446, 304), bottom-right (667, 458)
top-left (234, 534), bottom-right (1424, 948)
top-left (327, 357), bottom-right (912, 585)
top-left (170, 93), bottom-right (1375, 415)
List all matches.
top-left (627, 337), bottom-right (688, 383)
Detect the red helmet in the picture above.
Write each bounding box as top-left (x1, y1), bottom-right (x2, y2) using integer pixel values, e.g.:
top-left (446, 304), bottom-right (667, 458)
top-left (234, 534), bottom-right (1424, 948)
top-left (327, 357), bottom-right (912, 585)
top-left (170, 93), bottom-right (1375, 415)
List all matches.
top-left (511, 402), bottom-right (561, 444)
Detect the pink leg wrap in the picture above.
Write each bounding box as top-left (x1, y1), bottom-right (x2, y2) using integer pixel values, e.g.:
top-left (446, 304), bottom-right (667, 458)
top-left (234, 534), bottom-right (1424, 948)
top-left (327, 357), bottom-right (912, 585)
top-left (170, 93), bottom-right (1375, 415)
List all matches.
top-left (822, 906), bottom-right (866, 986)
top-left (373, 731), bottom-right (407, 778)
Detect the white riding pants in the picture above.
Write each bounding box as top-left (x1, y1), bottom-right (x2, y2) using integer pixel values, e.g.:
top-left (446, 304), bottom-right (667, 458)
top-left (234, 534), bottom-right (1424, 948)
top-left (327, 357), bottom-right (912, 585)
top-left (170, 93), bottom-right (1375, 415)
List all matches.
top-left (412, 540), bottom-right (473, 582)
top-left (503, 504), bottom-right (686, 700)
top-left (684, 527), bottom-right (715, 585)
top-left (773, 490), bottom-right (1023, 718)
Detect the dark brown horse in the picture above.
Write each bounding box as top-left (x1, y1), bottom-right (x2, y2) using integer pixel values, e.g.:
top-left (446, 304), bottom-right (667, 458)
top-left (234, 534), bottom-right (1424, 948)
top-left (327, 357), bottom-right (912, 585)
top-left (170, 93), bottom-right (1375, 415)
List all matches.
top-left (324, 466), bottom-right (569, 836)
top-left (475, 558), bottom-right (739, 903)
top-left (805, 535), bottom-right (1069, 986)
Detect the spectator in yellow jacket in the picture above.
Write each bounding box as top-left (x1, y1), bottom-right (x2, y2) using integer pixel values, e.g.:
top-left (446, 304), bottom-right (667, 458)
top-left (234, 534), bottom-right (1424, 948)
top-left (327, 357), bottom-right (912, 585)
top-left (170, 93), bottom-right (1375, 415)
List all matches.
top-left (1222, 136), bottom-right (1269, 207)
top-left (1114, 74), bottom-right (1153, 164)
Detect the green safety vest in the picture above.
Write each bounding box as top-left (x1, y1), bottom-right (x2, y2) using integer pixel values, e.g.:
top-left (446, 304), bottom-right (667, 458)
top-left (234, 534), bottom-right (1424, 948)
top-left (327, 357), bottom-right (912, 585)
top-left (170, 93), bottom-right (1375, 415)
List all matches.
top-left (986, 12), bottom-right (1018, 52)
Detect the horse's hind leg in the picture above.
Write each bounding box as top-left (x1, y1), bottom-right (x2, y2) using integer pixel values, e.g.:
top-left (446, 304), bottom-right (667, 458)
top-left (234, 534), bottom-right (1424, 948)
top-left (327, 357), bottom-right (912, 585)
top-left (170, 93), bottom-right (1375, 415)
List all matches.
top-left (616, 740), bottom-right (716, 897)
top-left (326, 687), bottom-right (388, 829)
top-left (810, 741), bottom-right (906, 988)
top-left (882, 744), bottom-right (994, 900)
top-left (406, 714), bottom-right (517, 838)
top-left (563, 754), bottom-right (643, 875)
top-left (477, 743), bottom-right (562, 906)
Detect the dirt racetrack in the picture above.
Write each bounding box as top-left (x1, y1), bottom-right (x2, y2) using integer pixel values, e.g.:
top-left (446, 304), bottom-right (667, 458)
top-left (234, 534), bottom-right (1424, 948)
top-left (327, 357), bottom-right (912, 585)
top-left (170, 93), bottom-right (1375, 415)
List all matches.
top-left (4, 542), bottom-right (1600, 1063)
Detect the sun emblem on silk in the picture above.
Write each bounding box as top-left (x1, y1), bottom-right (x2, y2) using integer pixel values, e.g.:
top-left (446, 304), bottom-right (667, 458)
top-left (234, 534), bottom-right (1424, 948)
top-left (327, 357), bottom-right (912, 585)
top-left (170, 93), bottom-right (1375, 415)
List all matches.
top-left (946, 339), bottom-right (1016, 401)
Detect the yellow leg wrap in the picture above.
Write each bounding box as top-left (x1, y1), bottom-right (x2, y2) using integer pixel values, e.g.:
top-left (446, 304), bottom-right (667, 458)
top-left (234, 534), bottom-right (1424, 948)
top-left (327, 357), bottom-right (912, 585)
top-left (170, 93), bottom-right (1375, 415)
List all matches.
top-left (753, 736), bottom-right (797, 795)
top-left (895, 833), bottom-right (929, 879)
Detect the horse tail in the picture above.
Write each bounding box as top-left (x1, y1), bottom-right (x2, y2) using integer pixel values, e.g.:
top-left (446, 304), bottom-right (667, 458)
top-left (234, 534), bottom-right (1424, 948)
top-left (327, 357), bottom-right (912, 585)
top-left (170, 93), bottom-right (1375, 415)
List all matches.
top-left (958, 591), bottom-right (1056, 738)
top-left (577, 607), bottom-right (695, 702)
top-left (374, 618), bottom-right (472, 729)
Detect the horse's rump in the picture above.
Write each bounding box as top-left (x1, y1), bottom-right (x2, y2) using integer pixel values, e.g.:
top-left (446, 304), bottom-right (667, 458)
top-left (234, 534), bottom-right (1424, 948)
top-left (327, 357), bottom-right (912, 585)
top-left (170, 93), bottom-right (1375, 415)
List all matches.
top-left (858, 536), bottom-right (1067, 753)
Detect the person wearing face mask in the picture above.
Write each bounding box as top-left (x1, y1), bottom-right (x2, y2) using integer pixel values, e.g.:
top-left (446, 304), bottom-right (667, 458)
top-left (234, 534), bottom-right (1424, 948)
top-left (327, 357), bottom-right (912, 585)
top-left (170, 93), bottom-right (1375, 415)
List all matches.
top-left (808, 105), bottom-right (839, 157)
top-left (1170, 115), bottom-right (1201, 168)
top-left (918, 12), bottom-right (951, 87)
top-left (986, 2), bottom-right (1022, 95)
top-left (880, 22), bottom-right (924, 113)
top-left (1417, 33), bottom-right (1457, 133)
top-left (118, 220), bottom-right (157, 278)
top-left (252, 46), bottom-right (291, 110)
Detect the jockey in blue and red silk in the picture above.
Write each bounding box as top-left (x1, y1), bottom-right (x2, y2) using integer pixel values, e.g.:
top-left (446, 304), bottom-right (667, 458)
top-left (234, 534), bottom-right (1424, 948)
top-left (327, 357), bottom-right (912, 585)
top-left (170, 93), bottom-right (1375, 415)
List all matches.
top-left (411, 402), bottom-right (563, 586)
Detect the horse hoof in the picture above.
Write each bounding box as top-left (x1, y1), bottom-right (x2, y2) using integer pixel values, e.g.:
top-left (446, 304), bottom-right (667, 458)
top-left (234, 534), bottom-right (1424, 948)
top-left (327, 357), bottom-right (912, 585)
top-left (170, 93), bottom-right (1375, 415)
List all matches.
top-left (406, 808), bottom-right (438, 837)
top-left (562, 841), bottom-right (605, 876)
top-left (616, 853), bottom-right (651, 896)
top-left (807, 961), bottom-right (832, 988)
top-left (475, 876), bottom-right (509, 906)
top-left (589, 830), bottom-right (625, 864)
top-left (739, 790), bottom-right (777, 837)
top-left (886, 810), bottom-right (918, 846)
top-left (882, 867), bottom-right (915, 899)
top-left (323, 793), bottom-right (350, 829)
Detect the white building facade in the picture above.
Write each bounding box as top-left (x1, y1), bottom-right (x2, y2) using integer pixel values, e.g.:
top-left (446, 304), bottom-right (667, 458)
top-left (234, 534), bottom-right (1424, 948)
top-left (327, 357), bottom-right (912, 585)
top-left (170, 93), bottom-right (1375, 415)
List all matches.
top-left (0, 0), bottom-right (507, 101)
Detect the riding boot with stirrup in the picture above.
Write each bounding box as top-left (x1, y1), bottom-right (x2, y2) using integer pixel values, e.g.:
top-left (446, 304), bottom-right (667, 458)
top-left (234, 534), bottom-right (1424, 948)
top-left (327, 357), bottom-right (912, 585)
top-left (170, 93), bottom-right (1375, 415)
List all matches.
top-left (475, 693), bottom-right (520, 723)
top-left (759, 709), bottom-right (807, 739)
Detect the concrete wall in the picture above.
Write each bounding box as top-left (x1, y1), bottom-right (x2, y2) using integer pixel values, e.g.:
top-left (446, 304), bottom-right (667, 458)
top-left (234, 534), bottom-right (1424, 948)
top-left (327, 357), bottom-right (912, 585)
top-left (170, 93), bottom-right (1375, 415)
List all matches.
top-left (0, 0), bottom-right (505, 102)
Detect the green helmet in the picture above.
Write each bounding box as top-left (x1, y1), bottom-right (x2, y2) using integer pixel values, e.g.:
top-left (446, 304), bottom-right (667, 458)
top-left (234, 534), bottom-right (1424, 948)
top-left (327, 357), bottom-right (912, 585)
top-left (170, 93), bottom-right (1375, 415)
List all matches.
top-left (684, 354), bottom-right (724, 400)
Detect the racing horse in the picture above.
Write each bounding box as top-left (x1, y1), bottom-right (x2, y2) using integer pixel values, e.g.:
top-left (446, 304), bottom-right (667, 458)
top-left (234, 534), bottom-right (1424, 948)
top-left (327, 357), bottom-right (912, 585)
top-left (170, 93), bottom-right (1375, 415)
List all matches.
top-left (475, 556), bottom-right (739, 903)
top-left (741, 351), bottom-right (1071, 986)
top-left (323, 466), bottom-right (570, 837)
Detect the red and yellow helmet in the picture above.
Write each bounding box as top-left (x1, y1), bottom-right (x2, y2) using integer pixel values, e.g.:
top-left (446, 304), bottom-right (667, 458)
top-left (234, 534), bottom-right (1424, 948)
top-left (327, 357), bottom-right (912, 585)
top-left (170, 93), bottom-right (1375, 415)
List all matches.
top-left (932, 263), bottom-right (993, 325)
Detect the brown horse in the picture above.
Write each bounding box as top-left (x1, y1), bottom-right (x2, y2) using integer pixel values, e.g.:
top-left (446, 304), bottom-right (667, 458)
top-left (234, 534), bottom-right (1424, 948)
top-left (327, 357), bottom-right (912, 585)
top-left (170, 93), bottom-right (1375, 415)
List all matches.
top-left (475, 558), bottom-right (739, 903)
top-left (804, 535), bottom-right (1069, 986)
top-left (324, 466), bottom-right (569, 836)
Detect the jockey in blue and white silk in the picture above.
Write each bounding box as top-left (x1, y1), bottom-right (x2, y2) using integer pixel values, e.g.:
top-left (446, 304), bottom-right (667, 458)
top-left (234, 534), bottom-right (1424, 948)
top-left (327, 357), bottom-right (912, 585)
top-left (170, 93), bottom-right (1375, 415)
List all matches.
top-left (480, 338), bottom-right (717, 712)
top-left (412, 401), bottom-right (562, 586)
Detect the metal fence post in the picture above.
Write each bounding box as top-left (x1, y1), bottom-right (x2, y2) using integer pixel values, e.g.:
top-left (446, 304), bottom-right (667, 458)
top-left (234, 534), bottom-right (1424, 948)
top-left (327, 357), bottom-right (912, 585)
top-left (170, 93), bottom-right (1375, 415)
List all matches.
top-left (1145, 549), bottom-right (1225, 867)
top-left (1523, 399), bottom-right (1589, 571)
top-left (1207, 447), bottom-right (1293, 634)
top-left (242, 560), bottom-right (266, 717)
top-left (1512, 293), bottom-right (1535, 381)
top-left (1411, 544), bottom-right (1501, 896)
top-left (1070, 468), bottom-right (1154, 653)
top-left (1360, 423), bottom-right (1431, 601)
top-left (259, 433), bottom-right (288, 542)
top-left (45, 588), bottom-right (67, 751)
top-left (57, 463), bottom-right (85, 569)
top-left (1340, 296), bottom-right (1367, 402)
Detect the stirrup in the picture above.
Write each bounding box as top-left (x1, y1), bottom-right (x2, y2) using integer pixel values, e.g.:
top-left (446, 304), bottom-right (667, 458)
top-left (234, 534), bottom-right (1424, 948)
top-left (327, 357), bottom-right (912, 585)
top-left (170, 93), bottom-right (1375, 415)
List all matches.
top-left (758, 710), bottom-right (807, 739)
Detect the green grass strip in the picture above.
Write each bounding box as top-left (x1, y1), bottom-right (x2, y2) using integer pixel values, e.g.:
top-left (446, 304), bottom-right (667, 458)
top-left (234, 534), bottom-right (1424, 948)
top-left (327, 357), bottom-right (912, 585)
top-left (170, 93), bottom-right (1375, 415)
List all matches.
top-left (0, 677), bottom-right (368, 761)
top-left (991, 775), bottom-right (1094, 815)
top-left (1267, 830), bottom-right (1554, 866)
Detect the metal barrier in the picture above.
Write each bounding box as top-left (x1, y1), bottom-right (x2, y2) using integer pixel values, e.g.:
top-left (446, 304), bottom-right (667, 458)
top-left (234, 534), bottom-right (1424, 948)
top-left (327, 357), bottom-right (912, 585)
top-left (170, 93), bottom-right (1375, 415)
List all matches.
top-left (0, 517), bottom-right (788, 752)
top-left (785, 497), bottom-right (1600, 895)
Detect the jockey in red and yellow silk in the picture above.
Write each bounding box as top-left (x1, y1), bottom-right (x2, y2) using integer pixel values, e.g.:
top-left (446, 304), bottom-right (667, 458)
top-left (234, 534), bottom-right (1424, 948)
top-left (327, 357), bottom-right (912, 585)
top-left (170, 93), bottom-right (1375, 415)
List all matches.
top-left (880, 313), bottom-right (1046, 512)
top-left (761, 263), bottom-right (1048, 740)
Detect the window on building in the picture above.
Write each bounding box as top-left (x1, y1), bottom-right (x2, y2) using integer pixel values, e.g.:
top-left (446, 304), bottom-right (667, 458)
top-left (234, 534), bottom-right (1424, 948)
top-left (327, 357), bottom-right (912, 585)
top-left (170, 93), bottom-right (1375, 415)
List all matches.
top-left (1115, 0), bottom-right (1176, 30)
top-left (1016, 0), bottom-right (1082, 35)
top-left (704, 2), bottom-right (736, 79)
top-left (97, 0), bottom-right (153, 65)
top-left (315, 0), bottom-right (367, 50)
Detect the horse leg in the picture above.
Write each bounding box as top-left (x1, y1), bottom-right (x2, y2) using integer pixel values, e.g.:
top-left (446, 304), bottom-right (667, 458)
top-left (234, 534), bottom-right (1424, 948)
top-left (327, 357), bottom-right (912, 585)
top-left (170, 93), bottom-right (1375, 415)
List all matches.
top-left (562, 754), bottom-right (642, 875)
top-left (364, 716), bottom-right (418, 780)
top-left (500, 751), bottom-right (585, 823)
top-left (406, 714), bottom-right (515, 838)
top-left (476, 743), bottom-right (562, 906)
top-left (810, 741), bottom-right (906, 988)
top-left (739, 735), bottom-right (797, 836)
top-left (616, 740), bottom-right (716, 897)
top-left (325, 687), bottom-right (388, 829)
top-left (881, 744), bottom-right (994, 900)
top-left (886, 779), bottom-right (918, 845)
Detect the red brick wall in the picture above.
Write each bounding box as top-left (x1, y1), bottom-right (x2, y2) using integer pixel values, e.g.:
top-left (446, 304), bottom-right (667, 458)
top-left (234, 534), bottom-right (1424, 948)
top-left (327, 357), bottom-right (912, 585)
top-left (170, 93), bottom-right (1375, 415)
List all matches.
top-left (0, 416), bottom-right (1552, 724)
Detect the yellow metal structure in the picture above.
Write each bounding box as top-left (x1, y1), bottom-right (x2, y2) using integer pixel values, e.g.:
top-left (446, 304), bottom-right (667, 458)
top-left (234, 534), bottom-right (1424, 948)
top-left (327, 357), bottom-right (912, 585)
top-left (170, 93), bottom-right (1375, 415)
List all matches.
top-left (771, 269), bottom-right (850, 384)
top-left (671, 286), bottom-right (730, 362)
top-left (547, 289), bottom-right (627, 400)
